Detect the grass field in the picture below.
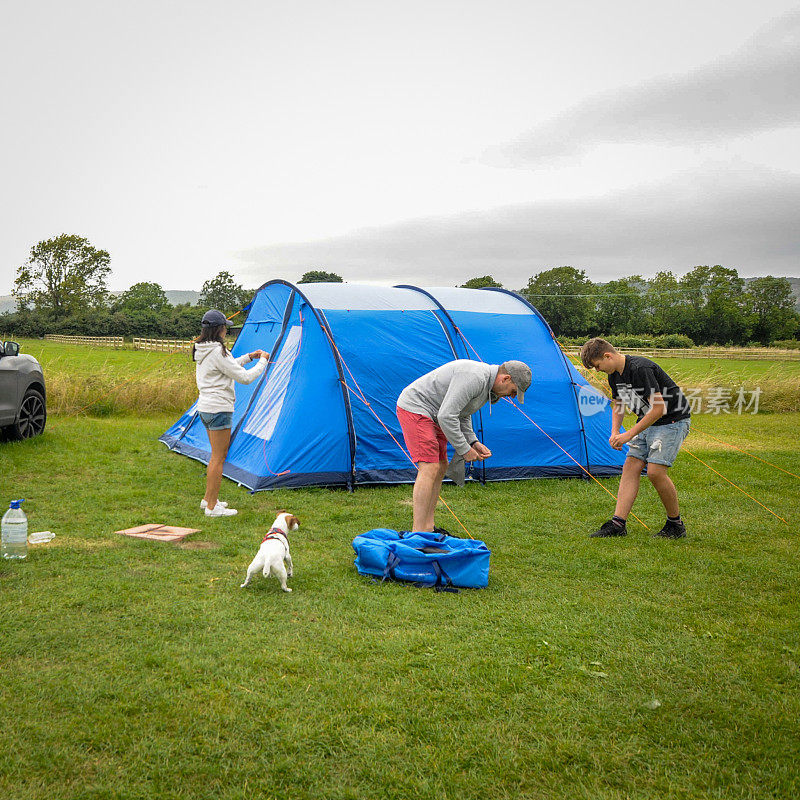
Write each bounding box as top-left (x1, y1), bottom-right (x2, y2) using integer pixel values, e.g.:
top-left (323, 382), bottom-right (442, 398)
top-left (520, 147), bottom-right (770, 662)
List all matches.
top-left (9, 338), bottom-right (191, 371)
top-left (656, 356), bottom-right (800, 380)
top-left (2, 342), bottom-right (799, 798)
top-left (2, 370), bottom-right (799, 800)
top-left (10, 338), bottom-right (800, 416)
top-left (11, 339), bottom-right (195, 415)
top-left (15, 338), bottom-right (800, 380)
top-left (571, 356), bottom-right (800, 415)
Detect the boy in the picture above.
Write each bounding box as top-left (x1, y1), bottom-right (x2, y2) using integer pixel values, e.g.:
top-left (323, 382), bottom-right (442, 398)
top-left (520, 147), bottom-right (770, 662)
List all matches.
top-left (397, 359), bottom-right (532, 532)
top-left (580, 338), bottom-right (691, 539)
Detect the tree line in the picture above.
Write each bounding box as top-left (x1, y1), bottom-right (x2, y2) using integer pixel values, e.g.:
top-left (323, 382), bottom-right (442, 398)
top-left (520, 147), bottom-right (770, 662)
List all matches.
top-left (464, 268), bottom-right (799, 345)
top-left (1, 235), bottom-right (345, 339)
top-left (3, 235), bottom-right (798, 346)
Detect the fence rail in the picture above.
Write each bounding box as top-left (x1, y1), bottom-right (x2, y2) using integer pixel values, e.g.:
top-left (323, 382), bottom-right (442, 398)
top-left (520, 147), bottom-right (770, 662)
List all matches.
top-left (132, 337), bottom-right (193, 352)
top-left (44, 334), bottom-right (124, 347)
top-left (561, 346), bottom-right (800, 361)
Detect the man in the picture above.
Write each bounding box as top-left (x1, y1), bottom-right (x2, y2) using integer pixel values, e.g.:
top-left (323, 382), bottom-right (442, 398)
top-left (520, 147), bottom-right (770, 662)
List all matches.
top-left (396, 359), bottom-right (532, 532)
top-left (580, 338), bottom-right (691, 539)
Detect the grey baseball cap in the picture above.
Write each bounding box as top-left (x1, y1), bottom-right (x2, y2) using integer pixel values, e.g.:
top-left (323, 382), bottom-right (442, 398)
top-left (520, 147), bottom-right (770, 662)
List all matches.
top-left (504, 360), bottom-right (532, 403)
top-left (201, 309), bottom-right (232, 327)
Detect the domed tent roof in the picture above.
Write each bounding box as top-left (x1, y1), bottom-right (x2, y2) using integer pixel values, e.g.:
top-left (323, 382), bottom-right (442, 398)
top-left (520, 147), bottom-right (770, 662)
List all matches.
top-left (159, 281), bottom-right (624, 490)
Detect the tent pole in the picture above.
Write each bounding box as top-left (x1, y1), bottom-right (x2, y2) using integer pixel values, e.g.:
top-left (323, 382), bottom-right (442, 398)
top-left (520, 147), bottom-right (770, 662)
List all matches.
top-left (315, 308), bottom-right (358, 491)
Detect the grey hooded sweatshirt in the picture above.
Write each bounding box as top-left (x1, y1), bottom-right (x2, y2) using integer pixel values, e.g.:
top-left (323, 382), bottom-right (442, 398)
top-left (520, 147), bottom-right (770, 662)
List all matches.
top-left (397, 360), bottom-right (499, 456)
top-left (194, 342), bottom-right (268, 413)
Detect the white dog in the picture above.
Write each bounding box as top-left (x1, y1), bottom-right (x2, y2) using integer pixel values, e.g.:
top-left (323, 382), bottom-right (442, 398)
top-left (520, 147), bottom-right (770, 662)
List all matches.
top-left (240, 511), bottom-right (300, 592)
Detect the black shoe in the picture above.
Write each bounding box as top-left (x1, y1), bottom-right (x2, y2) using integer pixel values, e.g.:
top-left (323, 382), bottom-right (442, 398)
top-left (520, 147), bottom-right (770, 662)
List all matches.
top-left (655, 519), bottom-right (686, 539)
top-left (432, 526), bottom-right (451, 536)
top-left (590, 519), bottom-right (627, 537)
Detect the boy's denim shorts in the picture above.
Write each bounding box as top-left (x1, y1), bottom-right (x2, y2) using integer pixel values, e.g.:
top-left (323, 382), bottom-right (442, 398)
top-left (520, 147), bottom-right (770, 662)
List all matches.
top-left (199, 411), bottom-right (233, 431)
top-left (626, 418), bottom-right (690, 467)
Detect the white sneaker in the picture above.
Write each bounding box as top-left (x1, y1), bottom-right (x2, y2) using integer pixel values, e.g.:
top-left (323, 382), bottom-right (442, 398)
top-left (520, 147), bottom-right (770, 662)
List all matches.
top-left (205, 505), bottom-right (238, 517)
top-left (200, 499), bottom-right (228, 510)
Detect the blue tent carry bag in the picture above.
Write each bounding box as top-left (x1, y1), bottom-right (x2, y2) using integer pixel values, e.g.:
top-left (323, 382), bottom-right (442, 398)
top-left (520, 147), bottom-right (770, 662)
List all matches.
top-left (352, 529), bottom-right (490, 589)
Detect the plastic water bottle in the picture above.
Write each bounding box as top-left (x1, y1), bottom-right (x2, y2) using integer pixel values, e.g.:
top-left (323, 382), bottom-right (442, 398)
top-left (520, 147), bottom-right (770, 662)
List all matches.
top-left (2, 499), bottom-right (28, 560)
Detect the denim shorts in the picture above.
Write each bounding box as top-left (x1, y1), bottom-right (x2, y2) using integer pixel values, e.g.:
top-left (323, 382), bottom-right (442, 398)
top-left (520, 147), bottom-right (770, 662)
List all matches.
top-left (199, 411), bottom-right (233, 431)
top-left (627, 418), bottom-right (690, 467)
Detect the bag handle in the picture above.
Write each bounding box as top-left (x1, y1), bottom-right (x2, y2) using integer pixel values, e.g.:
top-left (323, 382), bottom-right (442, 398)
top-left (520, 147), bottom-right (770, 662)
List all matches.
top-left (431, 560), bottom-right (459, 593)
top-left (381, 552), bottom-right (401, 583)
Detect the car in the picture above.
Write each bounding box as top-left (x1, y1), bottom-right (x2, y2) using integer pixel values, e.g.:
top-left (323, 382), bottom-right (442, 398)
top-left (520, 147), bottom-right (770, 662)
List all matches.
top-left (0, 341), bottom-right (47, 440)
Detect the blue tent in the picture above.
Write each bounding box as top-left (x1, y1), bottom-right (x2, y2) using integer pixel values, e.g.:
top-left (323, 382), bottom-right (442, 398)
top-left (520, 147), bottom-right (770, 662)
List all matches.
top-left (160, 282), bottom-right (626, 490)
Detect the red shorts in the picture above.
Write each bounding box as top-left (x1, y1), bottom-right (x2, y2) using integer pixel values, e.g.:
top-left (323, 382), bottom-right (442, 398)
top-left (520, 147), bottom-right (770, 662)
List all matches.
top-left (396, 406), bottom-right (448, 463)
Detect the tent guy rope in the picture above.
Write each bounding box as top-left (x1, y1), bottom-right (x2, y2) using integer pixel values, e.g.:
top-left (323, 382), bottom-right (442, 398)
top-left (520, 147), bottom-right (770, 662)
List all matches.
top-left (447, 318), bottom-right (649, 529)
top-left (317, 310), bottom-right (474, 538)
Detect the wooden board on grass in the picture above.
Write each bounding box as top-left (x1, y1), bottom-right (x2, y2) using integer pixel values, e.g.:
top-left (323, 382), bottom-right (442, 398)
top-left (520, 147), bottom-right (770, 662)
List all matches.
top-left (115, 524), bottom-right (200, 542)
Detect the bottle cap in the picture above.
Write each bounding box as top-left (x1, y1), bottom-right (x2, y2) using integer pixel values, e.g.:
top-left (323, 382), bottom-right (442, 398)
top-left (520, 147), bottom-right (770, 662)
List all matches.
top-left (9, 499), bottom-right (25, 509)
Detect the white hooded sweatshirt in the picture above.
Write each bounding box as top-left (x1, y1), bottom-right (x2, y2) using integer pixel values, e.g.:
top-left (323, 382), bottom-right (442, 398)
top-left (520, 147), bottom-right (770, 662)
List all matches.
top-left (194, 342), bottom-right (268, 413)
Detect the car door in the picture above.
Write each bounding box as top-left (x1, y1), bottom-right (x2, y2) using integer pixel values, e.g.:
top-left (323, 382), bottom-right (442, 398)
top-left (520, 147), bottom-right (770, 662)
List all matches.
top-left (0, 348), bottom-right (19, 425)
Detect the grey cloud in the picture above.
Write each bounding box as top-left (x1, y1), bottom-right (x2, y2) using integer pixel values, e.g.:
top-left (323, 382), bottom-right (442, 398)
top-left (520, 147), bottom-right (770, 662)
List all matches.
top-left (488, 11), bottom-right (800, 165)
top-left (238, 169), bottom-right (800, 285)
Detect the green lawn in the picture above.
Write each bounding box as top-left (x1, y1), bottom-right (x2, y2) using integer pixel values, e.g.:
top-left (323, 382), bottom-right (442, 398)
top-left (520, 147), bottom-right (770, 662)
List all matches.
top-left (1, 411), bottom-right (798, 799)
top-left (567, 355), bottom-right (800, 414)
top-left (13, 340), bottom-right (800, 418)
top-left (656, 356), bottom-right (800, 382)
top-left (11, 338), bottom-right (191, 374)
top-left (15, 339), bottom-right (800, 383)
top-left (10, 339), bottom-right (196, 416)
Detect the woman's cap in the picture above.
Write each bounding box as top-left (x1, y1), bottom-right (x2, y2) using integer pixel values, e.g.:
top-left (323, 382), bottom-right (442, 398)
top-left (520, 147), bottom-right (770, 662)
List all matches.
top-left (201, 309), bottom-right (232, 327)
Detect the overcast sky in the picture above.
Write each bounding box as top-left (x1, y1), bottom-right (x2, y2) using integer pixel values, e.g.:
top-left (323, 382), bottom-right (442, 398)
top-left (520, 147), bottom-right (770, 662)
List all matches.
top-left (1, 0), bottom-right (798, 294)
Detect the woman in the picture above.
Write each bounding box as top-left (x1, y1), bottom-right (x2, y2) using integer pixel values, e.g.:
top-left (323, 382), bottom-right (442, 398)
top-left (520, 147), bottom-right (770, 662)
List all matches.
top-left (193, 309), bottom-right (269, 516)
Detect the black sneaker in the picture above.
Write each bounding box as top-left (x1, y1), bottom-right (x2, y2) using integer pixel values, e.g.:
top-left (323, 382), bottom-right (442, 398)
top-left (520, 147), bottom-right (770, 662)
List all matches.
top-left (590, 519), bottom-right (627, 537)
top-left (655, 519), bottom-right (686, 539)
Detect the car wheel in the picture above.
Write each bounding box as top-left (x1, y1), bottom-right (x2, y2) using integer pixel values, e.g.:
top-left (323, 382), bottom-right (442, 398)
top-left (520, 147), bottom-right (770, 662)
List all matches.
top-left (10, 388), bottom-right (47, 440)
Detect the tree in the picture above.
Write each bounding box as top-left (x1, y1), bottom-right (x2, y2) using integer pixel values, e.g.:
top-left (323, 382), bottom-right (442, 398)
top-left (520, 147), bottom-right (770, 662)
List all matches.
top-left (746, 276), bottom-right (799, 344)
top-left (13, 234), bottom-right (111, 317)
top-left (299, 270), bottom-right (343, 283)
top-left (522, 267), bottom-right (595, 337)
top-left (199, 271), bottom-right (250, 313)
top-left (644, 270), bottom-right (687, 335)
top-left (595, 276), bottom-right (646, 334)
top-left (113, 281), bottom-right (169, 313)
top-left (680, 265), bottom-right (750, 344)
top-left (460, 275), bottom-right (503, 289)
top-left (165, 303), bottom-right (207, 339)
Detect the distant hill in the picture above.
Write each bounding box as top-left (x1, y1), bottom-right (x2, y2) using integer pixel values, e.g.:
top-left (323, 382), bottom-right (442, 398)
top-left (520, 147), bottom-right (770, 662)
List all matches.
top-left (783, 277), bottom-right (800, 311)
top-left (0, 290), bottom-right (201, 314)
top-left (743, 277), bottom-right (800, 310)
top-left (163, 290), bottom-right (201, 306)
top-left (104, 290), bottom-right (202, 307)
